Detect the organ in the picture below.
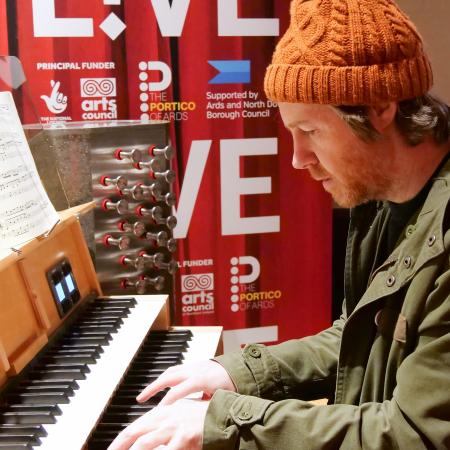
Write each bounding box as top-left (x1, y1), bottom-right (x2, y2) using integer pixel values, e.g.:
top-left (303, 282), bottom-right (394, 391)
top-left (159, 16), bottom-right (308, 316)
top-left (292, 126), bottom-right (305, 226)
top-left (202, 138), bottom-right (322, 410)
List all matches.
top-left (0, 203), bottom-right (223, 450)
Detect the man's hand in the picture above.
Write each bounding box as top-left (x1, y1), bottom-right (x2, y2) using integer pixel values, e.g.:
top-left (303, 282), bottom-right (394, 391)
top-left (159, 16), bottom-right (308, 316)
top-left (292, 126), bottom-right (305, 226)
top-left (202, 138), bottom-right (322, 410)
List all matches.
top-left (107, 398), bottom-right (208, 450)
top-left (136, 360), bottom-right (236, 405)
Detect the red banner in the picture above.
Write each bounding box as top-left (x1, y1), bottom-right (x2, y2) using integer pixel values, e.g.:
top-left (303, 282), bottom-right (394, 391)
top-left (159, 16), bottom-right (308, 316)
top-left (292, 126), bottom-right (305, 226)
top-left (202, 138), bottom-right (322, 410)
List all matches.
top-left (4, 0), bottom-right (331, 351)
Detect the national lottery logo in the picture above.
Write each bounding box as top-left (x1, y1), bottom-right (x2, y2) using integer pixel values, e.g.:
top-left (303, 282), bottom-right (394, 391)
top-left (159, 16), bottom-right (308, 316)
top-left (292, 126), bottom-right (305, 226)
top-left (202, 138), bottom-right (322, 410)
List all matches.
top-left (80, 78), bottom-right (116, 98)
top-left (181, 274), bottom-right (214, 292)
top-left (180, 273), bottom-right (215, 315)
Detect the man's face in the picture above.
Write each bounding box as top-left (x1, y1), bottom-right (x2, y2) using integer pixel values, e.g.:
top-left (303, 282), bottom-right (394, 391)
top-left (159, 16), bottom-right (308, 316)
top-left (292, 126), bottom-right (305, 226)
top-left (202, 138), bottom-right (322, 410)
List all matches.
top-left (279, 102), bottom-right (391, 208)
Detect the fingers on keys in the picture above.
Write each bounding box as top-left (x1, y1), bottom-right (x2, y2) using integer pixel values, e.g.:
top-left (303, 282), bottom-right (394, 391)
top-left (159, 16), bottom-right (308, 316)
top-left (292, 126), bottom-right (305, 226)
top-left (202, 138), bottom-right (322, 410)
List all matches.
top-left (136, 365), bottom-right (185, 402)
top-left (158, 377), bottom-right (201, 406)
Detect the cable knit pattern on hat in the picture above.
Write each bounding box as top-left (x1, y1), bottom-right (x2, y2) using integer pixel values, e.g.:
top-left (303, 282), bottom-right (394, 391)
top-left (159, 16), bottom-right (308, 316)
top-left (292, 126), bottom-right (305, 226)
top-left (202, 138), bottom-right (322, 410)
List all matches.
top-left (264, 0), bottom-right (433, 105)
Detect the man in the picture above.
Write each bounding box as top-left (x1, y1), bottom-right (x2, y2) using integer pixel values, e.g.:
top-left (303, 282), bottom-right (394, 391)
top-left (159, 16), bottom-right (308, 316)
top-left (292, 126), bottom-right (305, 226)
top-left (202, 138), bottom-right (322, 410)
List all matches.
top-left (109, 0), bottom-right (450, 448)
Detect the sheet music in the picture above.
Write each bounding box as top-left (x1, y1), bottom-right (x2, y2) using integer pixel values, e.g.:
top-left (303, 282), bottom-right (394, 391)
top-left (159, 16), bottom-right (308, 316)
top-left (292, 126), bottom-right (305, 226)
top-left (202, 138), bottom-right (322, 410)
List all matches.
top-left (0, 91), bottom-right (59, 250)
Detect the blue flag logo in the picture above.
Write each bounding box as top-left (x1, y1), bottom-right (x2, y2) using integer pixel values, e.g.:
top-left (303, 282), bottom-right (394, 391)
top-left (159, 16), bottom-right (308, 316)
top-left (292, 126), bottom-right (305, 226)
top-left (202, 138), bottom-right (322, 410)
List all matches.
top-left (208, 60), bottom-right (251, 84)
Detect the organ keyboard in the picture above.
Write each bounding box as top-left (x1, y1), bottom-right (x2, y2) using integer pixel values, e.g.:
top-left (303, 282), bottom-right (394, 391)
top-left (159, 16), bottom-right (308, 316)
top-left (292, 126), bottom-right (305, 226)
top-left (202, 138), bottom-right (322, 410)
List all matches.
top-left (0, 204), bottom-right (222, 450)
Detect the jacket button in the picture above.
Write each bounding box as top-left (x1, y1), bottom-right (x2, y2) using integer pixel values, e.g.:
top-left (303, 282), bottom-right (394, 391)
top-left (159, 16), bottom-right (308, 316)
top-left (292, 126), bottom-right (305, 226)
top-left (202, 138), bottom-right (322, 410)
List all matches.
top-left (427, 235), bottom-right (436, 246)
top-left (405, 225), bottom-right (416, 237)
top-left (249, 347), bottom-right (261, 358)
top-left (386, 275), bottom-right (396, 287)
top-left (403, 256), bottom-right (412, 268)
top-left (238, 410), bottom-right (252, 420)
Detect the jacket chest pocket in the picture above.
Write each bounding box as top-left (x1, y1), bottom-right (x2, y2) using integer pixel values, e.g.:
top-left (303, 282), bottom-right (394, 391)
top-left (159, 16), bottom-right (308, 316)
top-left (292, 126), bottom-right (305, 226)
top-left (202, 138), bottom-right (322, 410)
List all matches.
top-left (375, 305), bottom-right (408, 344)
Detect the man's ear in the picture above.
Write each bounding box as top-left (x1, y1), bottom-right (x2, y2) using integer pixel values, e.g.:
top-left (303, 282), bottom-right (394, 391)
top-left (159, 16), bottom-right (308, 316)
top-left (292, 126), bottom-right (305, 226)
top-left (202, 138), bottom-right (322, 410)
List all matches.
top-left (367, 102), bottom-right (397, 133)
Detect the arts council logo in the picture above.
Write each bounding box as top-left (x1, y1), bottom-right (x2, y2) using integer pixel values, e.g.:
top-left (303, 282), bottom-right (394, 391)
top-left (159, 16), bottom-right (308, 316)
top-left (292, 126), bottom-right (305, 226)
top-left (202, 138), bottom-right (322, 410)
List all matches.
top-left (180, 273), bottom-right (214, 315)
top-left (80, 77), bottom-right (117, 120)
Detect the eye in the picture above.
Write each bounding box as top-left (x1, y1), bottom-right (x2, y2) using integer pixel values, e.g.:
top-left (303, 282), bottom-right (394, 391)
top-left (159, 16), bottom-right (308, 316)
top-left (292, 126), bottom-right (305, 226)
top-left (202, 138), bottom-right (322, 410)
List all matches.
top-left (299, 128), bottom-right (316, 136)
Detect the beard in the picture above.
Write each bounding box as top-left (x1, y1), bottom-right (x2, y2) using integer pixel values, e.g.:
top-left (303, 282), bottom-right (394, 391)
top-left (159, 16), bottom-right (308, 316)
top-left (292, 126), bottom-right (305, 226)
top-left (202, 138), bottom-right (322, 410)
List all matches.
top-left (309, 161), bottom-right (391, 208)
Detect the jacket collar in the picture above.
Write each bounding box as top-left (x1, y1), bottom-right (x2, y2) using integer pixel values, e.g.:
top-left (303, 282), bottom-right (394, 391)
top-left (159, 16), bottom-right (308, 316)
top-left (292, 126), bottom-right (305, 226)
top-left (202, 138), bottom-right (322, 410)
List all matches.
top-left (352, 155), bottom-right (450, 313)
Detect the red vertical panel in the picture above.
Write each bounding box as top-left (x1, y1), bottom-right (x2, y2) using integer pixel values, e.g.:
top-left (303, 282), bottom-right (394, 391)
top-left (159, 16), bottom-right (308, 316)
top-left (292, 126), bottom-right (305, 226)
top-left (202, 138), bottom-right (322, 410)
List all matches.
top-left (0, 0), bottom-right (8, 55)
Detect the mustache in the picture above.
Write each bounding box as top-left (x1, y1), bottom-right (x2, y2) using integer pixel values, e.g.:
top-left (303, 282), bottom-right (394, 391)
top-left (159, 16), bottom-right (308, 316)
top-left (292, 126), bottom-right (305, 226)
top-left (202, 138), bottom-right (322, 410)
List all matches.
top-left (308, 165), bottom-right (330, 181)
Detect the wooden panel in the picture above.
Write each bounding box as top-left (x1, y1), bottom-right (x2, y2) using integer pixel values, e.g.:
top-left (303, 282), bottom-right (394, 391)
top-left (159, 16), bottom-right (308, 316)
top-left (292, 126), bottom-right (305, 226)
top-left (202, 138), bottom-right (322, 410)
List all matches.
top-left (18, 218), bottom-right (101, 336)
top-left (0, 263), bottom-right (45, 369)
top-left (0, 204), bottom-right (101, 383)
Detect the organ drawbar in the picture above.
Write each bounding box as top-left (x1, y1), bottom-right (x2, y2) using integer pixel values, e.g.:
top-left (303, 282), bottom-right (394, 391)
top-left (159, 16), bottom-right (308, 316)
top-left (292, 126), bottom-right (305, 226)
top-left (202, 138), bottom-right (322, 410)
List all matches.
top-left (0, 203), bottom-right (222, 450)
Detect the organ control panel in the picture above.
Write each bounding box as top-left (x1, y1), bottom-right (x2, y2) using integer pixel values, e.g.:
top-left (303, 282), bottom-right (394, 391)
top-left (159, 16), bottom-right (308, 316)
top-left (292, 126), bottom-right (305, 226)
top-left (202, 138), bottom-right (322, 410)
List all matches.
top-left (0, 203), bottom-right (222, 449)
top-left (28, 120), bottom-right (178, 299)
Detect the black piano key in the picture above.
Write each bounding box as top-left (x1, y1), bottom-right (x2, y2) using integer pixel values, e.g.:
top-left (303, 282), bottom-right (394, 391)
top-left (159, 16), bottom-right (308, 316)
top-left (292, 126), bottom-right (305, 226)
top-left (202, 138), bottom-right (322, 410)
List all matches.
top-left (135, 350), bottom-right (185, 360)
top-left (67, 330), bottom-right (113, 339)
top-left (33, 363), bottom-right (90, 374)
top-left (0, 424), bottom-right (47, 437)
top-left (109, 395), bottom-right (157, 407)
top-left (18, 379), bottom-right (79, 391)
top-left (149, 329), bottom-right (193, 339)
top-left (87, 438), bottom-right (116, 450)
top-left (0, 434), bottom-right (41, 445)
top-left (140, 344), bottom-right (188, 353)
top-left (41, 354), bottom-right (98, 365)
top-left (130, 360), bottom-right (180, 370)
top-left (1, 405), bottom-right (62, 415)
top-left (145, 336), bottom-right (191, 344)
top-left (59, 343), bottom-right (104, 353)
top-left (86, 305), bottom-right (131, 314)
top-left (47, 348), bottom-right (100, 358)
top-left (94, 297), bottom-right (137, 307)
top-left (72, 324), bottom-right (118, 333)
top-left (18, 384), bottom-right (74, 392)
top-left (0, 410), bottom-right (56, 425)
top-left (4, 391), bottom-right (70, 404)
top-left (85, 305), bottom-right (130, 312)
top-left (132, 354), bottom-right (182, 362)
top-left (115, 387), bottom-right (167, 399)
top-left (62, 336), bottom-right (110, 346)
top-left (76, 318), bottom-right (123, 326)
top-left (27, 368), bottom-right (86, 381)
top-left (0, 443), bottom-right (34, 450)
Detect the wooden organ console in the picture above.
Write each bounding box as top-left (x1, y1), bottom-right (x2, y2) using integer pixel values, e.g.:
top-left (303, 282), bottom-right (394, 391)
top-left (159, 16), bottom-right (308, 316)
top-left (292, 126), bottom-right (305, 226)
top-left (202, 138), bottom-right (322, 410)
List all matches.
top-left (0, 203), bottom-right (223, 450)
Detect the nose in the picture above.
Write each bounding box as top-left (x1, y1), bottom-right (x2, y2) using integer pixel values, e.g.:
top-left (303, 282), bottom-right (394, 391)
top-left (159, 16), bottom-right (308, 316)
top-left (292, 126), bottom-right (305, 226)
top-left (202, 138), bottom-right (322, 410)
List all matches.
top-left (291, 133), bottom-right (318, 170)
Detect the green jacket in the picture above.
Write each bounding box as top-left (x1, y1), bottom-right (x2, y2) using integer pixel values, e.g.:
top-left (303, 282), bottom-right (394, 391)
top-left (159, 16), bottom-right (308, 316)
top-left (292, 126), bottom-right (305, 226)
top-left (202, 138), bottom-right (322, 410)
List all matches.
top-left (203, 160), bottom-right (450, 449)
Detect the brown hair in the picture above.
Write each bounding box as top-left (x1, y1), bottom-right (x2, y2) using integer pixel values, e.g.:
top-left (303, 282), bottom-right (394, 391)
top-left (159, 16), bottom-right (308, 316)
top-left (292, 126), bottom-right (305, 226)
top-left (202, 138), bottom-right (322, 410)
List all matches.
top-left (335, 94), bottom-right (450, 146)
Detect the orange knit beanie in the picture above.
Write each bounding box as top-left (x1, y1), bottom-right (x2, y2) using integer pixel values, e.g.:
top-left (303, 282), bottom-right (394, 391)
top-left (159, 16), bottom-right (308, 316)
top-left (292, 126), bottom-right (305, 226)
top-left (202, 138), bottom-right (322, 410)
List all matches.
top-left (264, 0), bottom-right (433, 105)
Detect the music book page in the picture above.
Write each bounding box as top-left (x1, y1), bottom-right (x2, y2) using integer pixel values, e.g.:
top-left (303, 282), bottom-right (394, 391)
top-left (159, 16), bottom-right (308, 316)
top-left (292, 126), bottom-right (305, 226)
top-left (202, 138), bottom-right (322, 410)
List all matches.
top-left (0, 91), bottom-right (59, 251)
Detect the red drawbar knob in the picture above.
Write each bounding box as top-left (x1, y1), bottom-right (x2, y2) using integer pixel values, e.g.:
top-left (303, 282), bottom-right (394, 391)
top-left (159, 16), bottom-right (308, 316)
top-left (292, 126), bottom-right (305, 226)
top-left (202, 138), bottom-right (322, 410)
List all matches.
top-left (100, 175), bottom-right (109, 186)
top-left (135, 205), bottom-right (144, 216)
top-left (101, 199), bottom-right (111, 211)
top-left (114, 148), bottom-right (123, 160)
top-left (119, 255), bottom-right (127, 266)
top-left (117, 220), bottom-right (126, 231)
top-left (120, 278), bottom-right (129, 289)
top-left (133, 162), bottom-right (143, 170)
top-left (103, 234), bottom-right (112, 246)
top-left (148, 144), bottom-right (156, 156)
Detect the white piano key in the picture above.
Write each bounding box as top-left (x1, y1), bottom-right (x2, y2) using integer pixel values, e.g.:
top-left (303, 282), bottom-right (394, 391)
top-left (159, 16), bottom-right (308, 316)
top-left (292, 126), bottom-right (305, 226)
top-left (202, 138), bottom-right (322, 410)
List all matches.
top-left (179, 327), bottom-right (223, 364)
top-left (37, 295), bottom-right (167, 450)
